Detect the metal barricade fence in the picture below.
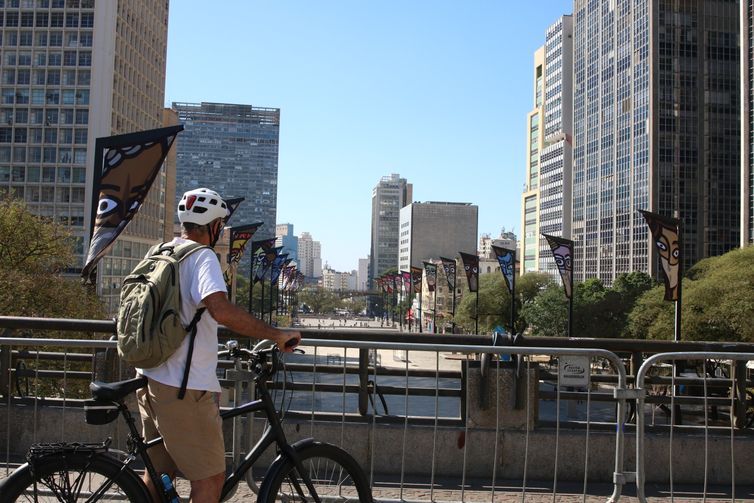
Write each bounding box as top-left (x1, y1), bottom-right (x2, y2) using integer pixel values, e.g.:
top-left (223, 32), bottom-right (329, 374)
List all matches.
top-left (633, 351), bottom-right (754, 502)
top-left (0, 335), bottom-right (631, 502)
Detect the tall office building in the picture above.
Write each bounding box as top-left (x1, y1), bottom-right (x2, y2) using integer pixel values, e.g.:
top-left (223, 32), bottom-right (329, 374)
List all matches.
top-left (172, 101), bottom-right (279, 272)
top-left (275, 223), bottom-right (298, 264)
top-left (538, 15), bottom-right (573, 278)
top-left (298, 231), bottom-right (321, 280)
top-left (369, 173), bottom-right (412, 285)
top-left (743, 0), bottom-right (754, 246)
top-left (572, 0), bottom-right (740, 284)
top-left (357, 257), bottom-right (369, 291)
top-left (0, 0), bottom-right (170, 312)
top-left (520, 46), bottom-right (545, 273)
top-left (398, 201), bottom-right (477, 272)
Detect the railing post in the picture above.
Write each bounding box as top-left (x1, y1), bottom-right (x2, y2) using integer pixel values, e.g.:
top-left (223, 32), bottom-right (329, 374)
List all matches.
top-left (0, 329), bottom-right (13, 397)
top-left (358, 348), bottom-right (369, 416)
top-left (734, 359), bottom-right (747, 429)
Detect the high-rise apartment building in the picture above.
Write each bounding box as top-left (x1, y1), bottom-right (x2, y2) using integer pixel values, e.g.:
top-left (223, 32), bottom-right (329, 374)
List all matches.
top-left (398, 201), bottom-right (477, 272)
top-left (743, 0), bottom-right (754, 246)
top-left (0, 0), bottom-right (170, 312)
top-left (275, 223), bottom-right (298, 264)
top-left (572, 0), bottom-right (740, 284)
top-left (369, 173), bottom-right (412, 285)
top-left (538, 15), bottom-right (573, 279)
top-left (479, 229), bottom-right (517, 259)
top-left (298, 231), bottom-right (321, 279)
top-left (521, 47), bottom-right (545, 273)
top-left (172, 101), bottom-right (279, 272)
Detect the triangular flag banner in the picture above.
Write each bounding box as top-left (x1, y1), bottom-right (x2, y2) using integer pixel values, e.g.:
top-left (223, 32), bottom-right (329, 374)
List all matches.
top-left (543, 234), bottom-right (574, 299)
top-left (228, 223), bottom-right (262, 265)
top-left (411, 266), bottom-right (423, 294)
top-left (252, 240), bottom-right (279, 284)
top-left (423, 262), bottom-right (437, 293)
top-left (639, 209), bottom-right (681, 301)
top-left (458, 252), bottom-right (479, 292)
top-left (82, 125), bottom-right (183, 281)
top-left (439, 256), bottom-right (456, 290)
top-left (492, 246), bottom-right (515, 295)
top-left (270, 254), bottom-right (290, 283)
top-left (401, 271), bottom-right (412, 292)
top-left (223, 197), bottom-right (245, 225)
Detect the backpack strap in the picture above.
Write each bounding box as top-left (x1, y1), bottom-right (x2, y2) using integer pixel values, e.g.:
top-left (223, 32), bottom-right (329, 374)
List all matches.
top-left (177, 307), bottom-right (206, 400)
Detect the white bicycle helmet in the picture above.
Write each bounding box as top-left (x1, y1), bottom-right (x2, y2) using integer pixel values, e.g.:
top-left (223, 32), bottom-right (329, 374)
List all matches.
top-left (177, 188), bottom-right (228, 225)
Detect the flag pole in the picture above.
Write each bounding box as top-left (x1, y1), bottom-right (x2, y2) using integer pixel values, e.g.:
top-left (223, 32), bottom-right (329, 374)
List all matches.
top-left (248, 260), bottom-right (254, 315)
top-left (418, 283), bottom-right (423, 333)
top-left (475, 290), bottom-right (479, 335)
top-left (510, 252), bottom-right (516, 334)
top-left (451, 264), bottom-right (457, 334)
top-left (674, 214), bottom-right (683, 342)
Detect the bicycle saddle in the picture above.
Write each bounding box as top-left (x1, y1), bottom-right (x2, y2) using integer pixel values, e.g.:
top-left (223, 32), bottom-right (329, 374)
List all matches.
top-left (90, 375), bottom-right (148, 401)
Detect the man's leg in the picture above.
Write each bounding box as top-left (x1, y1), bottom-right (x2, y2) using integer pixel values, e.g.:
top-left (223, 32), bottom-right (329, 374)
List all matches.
top-left (189, 471), bottom-right (225, 503)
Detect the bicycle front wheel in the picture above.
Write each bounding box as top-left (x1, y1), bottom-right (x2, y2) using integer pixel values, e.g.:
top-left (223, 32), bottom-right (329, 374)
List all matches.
top-left (0, 452), bottom-right (150, 502)
top-left (258, 442), bottom-right (373, 503)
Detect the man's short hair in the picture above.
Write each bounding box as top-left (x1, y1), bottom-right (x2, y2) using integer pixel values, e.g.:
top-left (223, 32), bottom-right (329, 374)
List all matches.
top-left (182, 222), bottom-right (206, 233)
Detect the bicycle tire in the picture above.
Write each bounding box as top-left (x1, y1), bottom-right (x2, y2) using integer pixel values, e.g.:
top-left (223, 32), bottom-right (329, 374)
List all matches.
top-left (257, 442), bottom-right (373, 503)
top-left (0, 452), bottom-right (150, 503)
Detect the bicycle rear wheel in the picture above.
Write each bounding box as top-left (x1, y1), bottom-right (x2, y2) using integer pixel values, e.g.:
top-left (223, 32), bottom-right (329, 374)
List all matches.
top-left (258, 442), bottom-right (372, 503)
top-left (0, 452), bottom-right (150, 502)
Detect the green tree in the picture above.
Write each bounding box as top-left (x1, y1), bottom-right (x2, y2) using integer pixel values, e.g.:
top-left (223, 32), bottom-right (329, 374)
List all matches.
top-left (298, 287), bottom-right (343, 315)
top-left (628, 246), bottom-right (754, 342)
top-left (520, 284), bottom-right (568, 337)
top-left (0, 198), bottom-right (105, 319)
top-left (454, 273), bottom-right (510, 334)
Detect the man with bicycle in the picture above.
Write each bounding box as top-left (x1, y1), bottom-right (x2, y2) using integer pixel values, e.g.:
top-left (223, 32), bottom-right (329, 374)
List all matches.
top-left (136, 188), bottom-right (301, 503)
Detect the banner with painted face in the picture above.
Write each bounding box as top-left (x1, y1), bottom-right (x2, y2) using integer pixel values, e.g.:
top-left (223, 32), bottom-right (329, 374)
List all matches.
top-left (639, 209), bottom-right (681, 301)
top-left (411, 266), bottom-right (423, 294)
top-left (458, 252), bottom-right (479, 292)
top-left (543, 234), bottom-right (574, 299)
top-left (439, 257), bottom-right (456, 291)
top-left (492, 246), bottom-right (515, 295)
top-left (423, 262), bottom-right (437, 292)
top-left (82, 125), bottom-right (183, 281)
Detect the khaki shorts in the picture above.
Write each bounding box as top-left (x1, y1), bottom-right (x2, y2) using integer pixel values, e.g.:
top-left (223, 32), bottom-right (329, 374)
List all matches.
top-left (136, 379), bottom-right (225, 481)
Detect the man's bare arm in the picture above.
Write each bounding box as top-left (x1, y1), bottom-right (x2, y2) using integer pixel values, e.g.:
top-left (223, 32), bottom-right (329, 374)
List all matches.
top-left (202, 291), bottom-right (301, 351)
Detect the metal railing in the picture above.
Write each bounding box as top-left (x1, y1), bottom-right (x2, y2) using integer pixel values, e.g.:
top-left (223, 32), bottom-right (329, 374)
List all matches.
top-left (634, 352), bottom-right (754, 503)
top-left (4, 316), bottom-right (754, 501)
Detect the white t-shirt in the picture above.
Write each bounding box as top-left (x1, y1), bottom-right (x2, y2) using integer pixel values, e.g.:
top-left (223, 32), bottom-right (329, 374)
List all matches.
top-left (137, 237), bottom-right (226, 392)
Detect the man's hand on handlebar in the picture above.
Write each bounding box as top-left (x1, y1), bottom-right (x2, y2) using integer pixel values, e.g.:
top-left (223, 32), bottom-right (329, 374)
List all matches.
top-left (276, 330), bottom-right (302, 353)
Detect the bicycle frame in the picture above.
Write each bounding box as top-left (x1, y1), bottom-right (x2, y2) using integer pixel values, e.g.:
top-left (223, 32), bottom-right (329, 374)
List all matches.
top-left (219, 373), bottom-right (318, 501)
top-left (115, 353), bottom-right (321, 502)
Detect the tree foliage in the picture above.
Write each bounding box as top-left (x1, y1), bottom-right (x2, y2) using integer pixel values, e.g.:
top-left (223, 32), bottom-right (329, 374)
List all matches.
top-left (627, 246), bottom-right (754, 342)
top-left (0, 198), bottom-right (105, 319)
top-left (454, 271), bottom-right (555, 335)
top-left (520, 272), bottom-right (655, 338)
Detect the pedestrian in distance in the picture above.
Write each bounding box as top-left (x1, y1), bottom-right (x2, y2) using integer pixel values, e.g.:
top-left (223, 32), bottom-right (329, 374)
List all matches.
top-left (135, 188), bottom-right (301, 503)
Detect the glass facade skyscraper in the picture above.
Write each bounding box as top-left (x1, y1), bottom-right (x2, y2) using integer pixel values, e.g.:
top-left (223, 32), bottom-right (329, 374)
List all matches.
top-left (743, 0), bottom-right (754, 246)
top-left (369, 173), bottom-right (411, 286)
top-left (172, 102), bottom-right (280, 273)
top-left (572, 0), bottom-right (740, 284)
top-left (538, 15), bottom-right (573, 278)
top-left (0, 0), bottom-right (170, 313)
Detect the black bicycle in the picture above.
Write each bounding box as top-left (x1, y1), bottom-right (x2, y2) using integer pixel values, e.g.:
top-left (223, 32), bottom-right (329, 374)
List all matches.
top-left (0, 340), bottom-right (373, 502)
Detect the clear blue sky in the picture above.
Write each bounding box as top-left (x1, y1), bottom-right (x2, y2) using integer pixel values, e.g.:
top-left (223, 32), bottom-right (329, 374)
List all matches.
top-left (164, 1), bottom-right (573, 272)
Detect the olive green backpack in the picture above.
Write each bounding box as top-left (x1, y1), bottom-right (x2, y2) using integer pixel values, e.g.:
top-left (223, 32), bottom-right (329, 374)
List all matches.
top-left (116, 241), bottom-right (209, 398)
